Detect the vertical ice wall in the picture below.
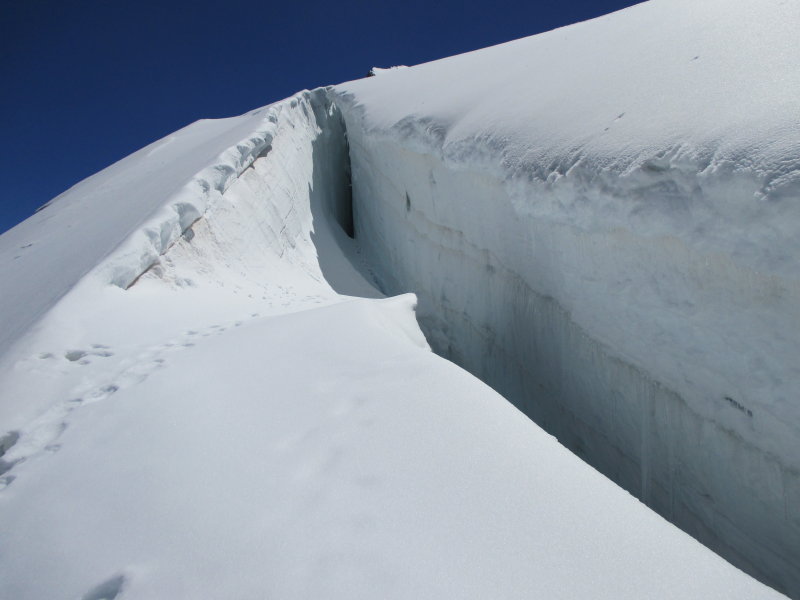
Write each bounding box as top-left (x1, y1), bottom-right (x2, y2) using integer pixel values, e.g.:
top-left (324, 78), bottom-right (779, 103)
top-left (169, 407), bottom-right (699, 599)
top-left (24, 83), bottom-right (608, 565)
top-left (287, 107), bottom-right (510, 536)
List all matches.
top-left (334, 96), bottom-right (800, 596)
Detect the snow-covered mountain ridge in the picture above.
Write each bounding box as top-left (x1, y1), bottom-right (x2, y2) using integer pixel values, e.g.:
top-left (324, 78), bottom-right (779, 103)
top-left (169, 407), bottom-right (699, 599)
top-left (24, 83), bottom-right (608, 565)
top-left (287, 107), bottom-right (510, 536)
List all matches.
top-left (0, 0), bottom-right (797, 598)
top-left (2, 86), bottom-right (780, 600)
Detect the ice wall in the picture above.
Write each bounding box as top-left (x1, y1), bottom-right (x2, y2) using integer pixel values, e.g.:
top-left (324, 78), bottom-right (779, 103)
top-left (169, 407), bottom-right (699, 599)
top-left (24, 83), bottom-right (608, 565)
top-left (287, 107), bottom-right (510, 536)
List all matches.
top-left (334, 98), bottom-right (800, 596)
top-left (138, 89), bottom-right (374, 302)
top-left (97, 88), bottom-right (359, 295)
top-left (0, 84), bottom-right (786, 599)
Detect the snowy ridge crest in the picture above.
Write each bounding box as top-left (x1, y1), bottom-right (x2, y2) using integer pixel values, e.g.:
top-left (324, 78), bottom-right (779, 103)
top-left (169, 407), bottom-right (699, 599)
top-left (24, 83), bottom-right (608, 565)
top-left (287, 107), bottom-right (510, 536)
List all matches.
top-left (98, 107), bottom-right (283, 289)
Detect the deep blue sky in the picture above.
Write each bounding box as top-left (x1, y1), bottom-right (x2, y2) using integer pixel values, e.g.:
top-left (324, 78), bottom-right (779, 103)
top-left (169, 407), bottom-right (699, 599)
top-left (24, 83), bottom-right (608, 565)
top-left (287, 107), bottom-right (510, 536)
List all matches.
top-left (0, 0), bottom-right (643, 234)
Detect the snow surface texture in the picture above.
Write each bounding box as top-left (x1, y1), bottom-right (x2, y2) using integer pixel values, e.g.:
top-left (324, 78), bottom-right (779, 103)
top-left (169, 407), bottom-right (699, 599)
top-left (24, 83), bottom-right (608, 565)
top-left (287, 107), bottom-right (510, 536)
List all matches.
top-left (0, 85), bottom-right (784, 600)
top-left (333, 0), bottom-right (800, 594)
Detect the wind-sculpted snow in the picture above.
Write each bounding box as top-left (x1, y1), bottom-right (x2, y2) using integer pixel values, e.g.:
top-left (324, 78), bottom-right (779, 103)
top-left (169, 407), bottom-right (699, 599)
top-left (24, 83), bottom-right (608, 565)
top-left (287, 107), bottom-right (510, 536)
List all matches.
top-left (0, 109), bottom-right (282, 359)
top-left (333, 0), bottom-right (800, 595)
top-left (0, 0), bottom-right (795, 597)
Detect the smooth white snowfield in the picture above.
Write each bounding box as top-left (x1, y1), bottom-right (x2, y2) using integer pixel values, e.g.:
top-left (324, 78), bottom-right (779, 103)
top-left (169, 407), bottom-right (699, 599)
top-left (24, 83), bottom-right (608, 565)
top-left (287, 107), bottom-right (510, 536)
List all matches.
top-left (0, 1), bottom-right (795, 599)
top-left (333, 0), bottom-right (800, 594)
top-left (0, 89), bottom-right (781, 599)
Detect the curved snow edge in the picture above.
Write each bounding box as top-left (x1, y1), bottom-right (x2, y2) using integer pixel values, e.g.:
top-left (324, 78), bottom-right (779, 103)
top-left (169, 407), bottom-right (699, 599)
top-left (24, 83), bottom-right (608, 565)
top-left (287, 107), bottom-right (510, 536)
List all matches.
top-left (332, 91), bottom-right (800, 282)
top-left (95, 92), bottom-right (322, 290)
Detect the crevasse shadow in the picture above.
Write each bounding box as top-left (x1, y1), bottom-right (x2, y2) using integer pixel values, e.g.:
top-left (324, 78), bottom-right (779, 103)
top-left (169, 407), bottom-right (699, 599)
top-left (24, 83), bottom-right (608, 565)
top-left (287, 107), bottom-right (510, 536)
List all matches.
top-left (306, 92), bottom-right (382, 299)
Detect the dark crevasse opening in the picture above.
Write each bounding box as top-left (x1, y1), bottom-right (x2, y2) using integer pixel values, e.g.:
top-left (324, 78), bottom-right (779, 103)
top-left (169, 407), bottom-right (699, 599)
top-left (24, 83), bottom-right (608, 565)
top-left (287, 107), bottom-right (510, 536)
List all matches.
top-left (340, 143), bottom-right (355, 239)
top-left (304, 90), bottom-right (378, 299)
top-left (309, 92), bottom-right (354, 239)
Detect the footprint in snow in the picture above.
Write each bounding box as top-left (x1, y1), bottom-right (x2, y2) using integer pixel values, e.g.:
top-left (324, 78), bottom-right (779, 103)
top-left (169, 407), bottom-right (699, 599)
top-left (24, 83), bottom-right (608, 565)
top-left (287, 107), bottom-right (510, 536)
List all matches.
top-left (0, 431), bottom-right (21, 478)
top-left (82, 574), bottom-right (126, 600)
top-left (65, 350), bottom-right (88, 362)
top-left (0, 431), bottom-right (20, 456)
top-left (64, 348), bottom-right (115, 363)
top-left (4, 345), bottom-right (172, 487)
top-left (83, 385), bottom-right (119, 404)
top-left (0, 421), bottom-right (68, 486)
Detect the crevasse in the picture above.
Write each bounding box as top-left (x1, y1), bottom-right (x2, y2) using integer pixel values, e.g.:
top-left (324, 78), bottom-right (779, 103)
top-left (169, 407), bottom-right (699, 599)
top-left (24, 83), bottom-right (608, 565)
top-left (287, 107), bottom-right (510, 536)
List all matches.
top-left (0, 78), bottom-right (788, 598)
top-left (325, 88), bottom-right (800, 596)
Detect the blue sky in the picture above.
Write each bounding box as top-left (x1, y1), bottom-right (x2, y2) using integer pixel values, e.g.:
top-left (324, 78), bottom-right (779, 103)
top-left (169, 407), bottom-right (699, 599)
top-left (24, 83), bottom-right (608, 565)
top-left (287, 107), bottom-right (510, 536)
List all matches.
top-left (0, 0), bottom-right (642, 233)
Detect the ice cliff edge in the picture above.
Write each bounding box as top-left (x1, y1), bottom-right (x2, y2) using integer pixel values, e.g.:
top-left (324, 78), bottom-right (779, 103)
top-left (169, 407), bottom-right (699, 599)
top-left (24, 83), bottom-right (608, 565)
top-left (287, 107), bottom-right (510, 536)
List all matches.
top-left (332, 0), bottom-right (800, 594)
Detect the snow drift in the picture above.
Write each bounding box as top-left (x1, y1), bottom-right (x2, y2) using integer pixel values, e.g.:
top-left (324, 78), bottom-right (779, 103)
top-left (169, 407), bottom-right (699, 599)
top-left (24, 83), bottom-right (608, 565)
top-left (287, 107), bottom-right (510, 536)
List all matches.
top-left (0, 0), bottom-right (796, 598)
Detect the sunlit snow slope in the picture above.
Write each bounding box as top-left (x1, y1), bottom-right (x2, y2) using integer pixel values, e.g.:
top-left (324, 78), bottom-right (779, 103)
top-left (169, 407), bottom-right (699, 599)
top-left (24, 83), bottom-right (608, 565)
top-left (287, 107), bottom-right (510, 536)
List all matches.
top-left (332, 0), bottom-right (800, 594)
top-left (0, 0), bottom-right (795, 598)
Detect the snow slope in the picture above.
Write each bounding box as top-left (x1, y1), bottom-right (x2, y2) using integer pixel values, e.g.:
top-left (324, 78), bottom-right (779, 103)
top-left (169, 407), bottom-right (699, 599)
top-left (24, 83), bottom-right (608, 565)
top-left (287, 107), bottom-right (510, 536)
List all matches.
top-left (0, 109), bottom-right (277, 359)
top-left (0, 0), bottom-right (795, 597)
top-left (331, 0), bottom-right (800, 594)
top-left (0, 87), bottom-right (785, 600)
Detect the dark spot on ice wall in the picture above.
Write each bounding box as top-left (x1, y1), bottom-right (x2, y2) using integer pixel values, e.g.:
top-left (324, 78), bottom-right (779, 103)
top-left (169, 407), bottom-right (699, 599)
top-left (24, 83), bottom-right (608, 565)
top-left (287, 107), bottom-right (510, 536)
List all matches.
top-left (724, 396), bottom-right (754, 418)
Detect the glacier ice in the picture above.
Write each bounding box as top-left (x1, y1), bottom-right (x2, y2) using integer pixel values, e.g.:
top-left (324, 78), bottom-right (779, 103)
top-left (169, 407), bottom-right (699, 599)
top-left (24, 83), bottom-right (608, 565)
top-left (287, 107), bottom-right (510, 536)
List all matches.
top-left (0, 0), bottom-right (797, 596)
top-left (337, 111), bottom-right (800, 594)
top-left (0, 85), bottom-right (786, 599)
top-left (329, 0), bottom-right (800, 593)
